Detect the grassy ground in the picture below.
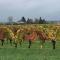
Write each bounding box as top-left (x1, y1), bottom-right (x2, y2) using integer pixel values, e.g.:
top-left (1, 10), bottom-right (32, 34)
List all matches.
top-left (0, 40), bottom-right (60, 60)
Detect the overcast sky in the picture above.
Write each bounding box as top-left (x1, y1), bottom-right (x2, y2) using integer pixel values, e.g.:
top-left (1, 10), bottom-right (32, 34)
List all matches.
top-left (0, 0), bottom-right (60, 22)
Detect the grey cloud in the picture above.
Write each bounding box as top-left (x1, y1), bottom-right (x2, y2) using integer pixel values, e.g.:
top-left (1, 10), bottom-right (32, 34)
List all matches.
top-left (0, 0), bottom-right (60, 22)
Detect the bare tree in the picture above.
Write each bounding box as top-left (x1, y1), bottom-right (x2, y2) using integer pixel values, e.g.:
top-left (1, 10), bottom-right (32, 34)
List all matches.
top-left (8, 16), bottom-right (13, 24)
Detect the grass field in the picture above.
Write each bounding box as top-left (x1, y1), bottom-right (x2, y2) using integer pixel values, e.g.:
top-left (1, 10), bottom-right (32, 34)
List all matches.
top-left (0, 40), bottom-right (60, 60)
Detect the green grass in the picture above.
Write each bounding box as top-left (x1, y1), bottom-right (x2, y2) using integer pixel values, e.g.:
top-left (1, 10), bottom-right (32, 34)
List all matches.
top-left (0, 40), bottom-right (60, 60)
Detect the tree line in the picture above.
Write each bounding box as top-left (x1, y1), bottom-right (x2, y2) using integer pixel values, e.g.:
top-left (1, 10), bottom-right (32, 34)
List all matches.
top-left (7, 16), bottom-right (47, 25)
top-left (19, 17), bottom-right (47, 24)
top-left (0, 16), bottom-right (48, 25)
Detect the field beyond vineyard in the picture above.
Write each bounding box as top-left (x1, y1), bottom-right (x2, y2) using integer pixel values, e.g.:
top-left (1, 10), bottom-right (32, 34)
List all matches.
top-left (0, 40), bottom-right (60, 60)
